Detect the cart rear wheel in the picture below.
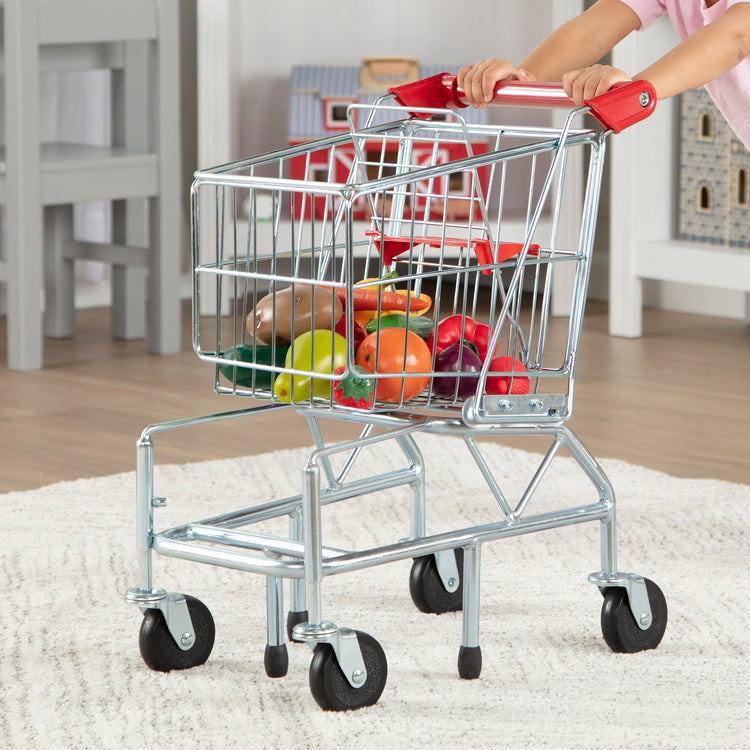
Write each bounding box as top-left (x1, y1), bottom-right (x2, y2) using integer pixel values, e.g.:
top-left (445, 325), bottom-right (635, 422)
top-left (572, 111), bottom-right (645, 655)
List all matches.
top-left (409, 550), bottom-right (463, 614)
top-left (601, 578), bottom-right (667, 653)
top-left (139, 594), bottom-right (215, 671)
top-left (309, 631), bottom-right (387, 711)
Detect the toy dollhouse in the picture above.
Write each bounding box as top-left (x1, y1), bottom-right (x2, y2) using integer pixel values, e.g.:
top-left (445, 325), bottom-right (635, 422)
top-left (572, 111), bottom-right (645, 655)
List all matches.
top-left (287, 57), bottom-right (490, 220)
top-left (678, 87), bottom-right (750, 249)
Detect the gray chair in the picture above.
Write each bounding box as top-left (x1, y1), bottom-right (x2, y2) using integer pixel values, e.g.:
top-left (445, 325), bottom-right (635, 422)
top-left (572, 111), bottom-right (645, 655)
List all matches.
top-left (0, 0), bottom-right (182, 370)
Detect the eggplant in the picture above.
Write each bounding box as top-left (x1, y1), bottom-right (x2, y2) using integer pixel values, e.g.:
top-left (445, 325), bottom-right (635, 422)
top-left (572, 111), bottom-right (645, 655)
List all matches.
top-left (431, 341), bottom-right (483, 399)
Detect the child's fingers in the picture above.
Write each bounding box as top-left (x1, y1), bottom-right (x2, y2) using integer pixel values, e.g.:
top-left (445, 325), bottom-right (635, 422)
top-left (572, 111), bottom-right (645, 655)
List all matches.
top-left (457, 58), bottom-right (519, 108)
top-left (563, 65), bottom-right (632, 105)
top-left (457, 59), bottom-right (497, 107)
top-left (563, 68), bottom-right (590, 105)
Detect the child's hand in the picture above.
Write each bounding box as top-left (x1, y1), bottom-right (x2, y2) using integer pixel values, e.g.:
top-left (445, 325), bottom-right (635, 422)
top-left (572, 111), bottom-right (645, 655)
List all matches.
top-left (562, 64), bottom-right (632, 105)
top-left (457, 58), bottom-right (536, 108)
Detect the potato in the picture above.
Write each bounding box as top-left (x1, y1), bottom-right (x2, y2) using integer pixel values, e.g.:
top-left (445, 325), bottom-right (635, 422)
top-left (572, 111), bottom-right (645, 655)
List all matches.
top-left (245, 284), bottom-right (343, 345)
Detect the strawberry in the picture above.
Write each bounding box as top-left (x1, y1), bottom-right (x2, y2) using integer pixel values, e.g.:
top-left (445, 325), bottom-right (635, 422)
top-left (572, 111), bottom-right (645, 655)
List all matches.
top-left (332, 366), bottom-right (376, 409)
top-left (485, 356), bottom-right (530, 395)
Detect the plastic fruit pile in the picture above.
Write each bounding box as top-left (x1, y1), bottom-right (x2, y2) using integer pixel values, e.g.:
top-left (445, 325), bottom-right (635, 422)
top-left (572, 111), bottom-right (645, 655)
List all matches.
top-left (219, 278), bottom-right (530, 407)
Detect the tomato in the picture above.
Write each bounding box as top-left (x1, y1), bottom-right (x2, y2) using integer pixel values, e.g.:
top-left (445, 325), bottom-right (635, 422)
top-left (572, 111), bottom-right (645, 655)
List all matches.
top-left (355, 328), bottom-right (431, 404)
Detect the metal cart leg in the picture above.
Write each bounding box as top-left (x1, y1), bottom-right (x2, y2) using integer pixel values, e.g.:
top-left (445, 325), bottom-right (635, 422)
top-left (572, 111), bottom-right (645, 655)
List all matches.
top-left (125, 433), bottom-right (208, 667)
top-left (397, 433), bottom-right (427, 540)
top-left (287, 507), bottom-right (309, 641)
top-left (292, 455), bottom-right (373, 698)
top-left (295, 456), bottom-right (334, 641)
top-left (134, 434), bottom-right (157, 595)
top-left (264, 566), bottom-right (289, 678)
top-left (125, 434), bottom-right (189, 630)
top-left (458, 541), bottom-right (482, 679)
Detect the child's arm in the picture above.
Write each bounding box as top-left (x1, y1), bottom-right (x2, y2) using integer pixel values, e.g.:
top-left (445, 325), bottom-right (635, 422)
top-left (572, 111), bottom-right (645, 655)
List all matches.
top-left (562, 4), bottom-right (750, 104)
top-left (520, 0), bottom-right (640, 81)
top-left (457, 0), bottom-right (640, 107)
top-left (635, 3), bottom-right (750, 99)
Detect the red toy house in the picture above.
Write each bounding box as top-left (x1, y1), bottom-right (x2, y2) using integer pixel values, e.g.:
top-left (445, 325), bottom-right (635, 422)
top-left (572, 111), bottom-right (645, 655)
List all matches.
top-left (287, 57), bottom-right (490, 221)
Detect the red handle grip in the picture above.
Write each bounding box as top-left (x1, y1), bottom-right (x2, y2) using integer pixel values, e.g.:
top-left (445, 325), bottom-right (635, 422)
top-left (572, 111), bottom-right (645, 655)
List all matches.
top-left (389, 73), bottom-right (656, 133)
top-left (449, 75), bottom-right (573, 109)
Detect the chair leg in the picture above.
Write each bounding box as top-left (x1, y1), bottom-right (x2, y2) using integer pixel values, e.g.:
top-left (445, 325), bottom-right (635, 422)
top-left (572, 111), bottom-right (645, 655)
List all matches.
top-left (147, 195), bottom-right (182, 355)
top-left (149, 2), bottom-right (183, 356)
top-left (112, 265), bottom-right (148, 341)
top-left (5, 0), bottom-right (43, 371)
top-left (44, 204), bottom-right (76, 339)
top-left (111, 198), bottom-right (147, 341)
top-left (6, 204), bottom-right (44, 369)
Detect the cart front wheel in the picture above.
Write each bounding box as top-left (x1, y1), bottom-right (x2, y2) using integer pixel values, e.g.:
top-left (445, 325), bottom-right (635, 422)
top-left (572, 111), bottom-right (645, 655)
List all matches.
top-left (139, 594), bottom-right (215, 671)
top-left (409, 550), bottom-right (463, 614)
top-left (309, 631), bottom-right (387, 711)
top-left (601, 578), bottom-right (667, 653)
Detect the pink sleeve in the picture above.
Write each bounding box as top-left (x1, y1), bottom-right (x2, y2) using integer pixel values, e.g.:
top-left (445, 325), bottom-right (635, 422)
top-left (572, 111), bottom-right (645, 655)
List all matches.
top-left (616, 0), bottom-right (668, 30)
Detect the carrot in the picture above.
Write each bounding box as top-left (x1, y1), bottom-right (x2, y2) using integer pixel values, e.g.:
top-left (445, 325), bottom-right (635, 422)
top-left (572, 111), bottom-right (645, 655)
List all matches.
top-left (333, 286), bottom-right (431, 313)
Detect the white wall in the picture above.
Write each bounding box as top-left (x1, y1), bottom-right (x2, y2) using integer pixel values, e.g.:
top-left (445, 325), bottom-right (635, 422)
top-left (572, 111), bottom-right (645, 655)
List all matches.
top-left (231, 0), bottom-right (556, 160)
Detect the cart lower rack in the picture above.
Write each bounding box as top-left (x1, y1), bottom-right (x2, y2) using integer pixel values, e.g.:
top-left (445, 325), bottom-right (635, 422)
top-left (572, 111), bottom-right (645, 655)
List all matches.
top-left (125, 76), bottom-right (667, 710)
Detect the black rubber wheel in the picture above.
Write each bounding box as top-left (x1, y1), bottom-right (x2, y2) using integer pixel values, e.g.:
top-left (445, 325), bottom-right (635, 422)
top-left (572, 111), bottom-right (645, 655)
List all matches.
top-left (409, 549), bottom-right (464, 614)
top-left (601, 578), bottom-right (668, 653)
top-left (139, 595), bottom-right (215, 672)
top-left (309, 631), bottom-right (387, 711)
top-left (264, 643), bottom-right (289, 678)
top-left (457, 645), bottom-right (482, 680)
top-left (287, 609), bottom-right (309, 642)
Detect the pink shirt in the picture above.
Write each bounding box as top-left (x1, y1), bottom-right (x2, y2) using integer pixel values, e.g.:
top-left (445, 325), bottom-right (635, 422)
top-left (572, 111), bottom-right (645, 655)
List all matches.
top-left (619, 0), bottom-right (750, 148)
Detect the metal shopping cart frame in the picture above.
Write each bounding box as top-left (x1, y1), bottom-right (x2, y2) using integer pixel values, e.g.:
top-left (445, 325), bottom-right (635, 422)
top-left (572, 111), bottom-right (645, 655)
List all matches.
top-left (125, 75), bottom-right (668, 710)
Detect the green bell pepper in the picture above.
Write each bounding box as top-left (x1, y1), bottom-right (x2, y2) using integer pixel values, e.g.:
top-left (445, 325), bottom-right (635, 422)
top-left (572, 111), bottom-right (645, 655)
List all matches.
top-left (272, 329), bottom-right (347, 403)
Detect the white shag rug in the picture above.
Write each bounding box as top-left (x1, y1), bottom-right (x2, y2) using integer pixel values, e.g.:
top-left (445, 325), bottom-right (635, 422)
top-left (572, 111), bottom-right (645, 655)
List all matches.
top-left (2, 432), bottom-right (749, 750)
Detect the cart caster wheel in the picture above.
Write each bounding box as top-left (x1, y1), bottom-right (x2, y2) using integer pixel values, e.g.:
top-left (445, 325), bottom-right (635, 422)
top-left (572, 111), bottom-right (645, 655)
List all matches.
top-left (309, 631), bottom-right (387, 711)
top-left (287, 610), bottom-right (309, 642)
top-left (139, 594), bottom-right (215, 672)
top-left (409, 549), bottom-right (463, 614)
top-left (264, 643), bottom-right (289, 678)
top-left (457, 645), bottom-right (482, 680)
top-left (601, 578), bottom-right (668, 653)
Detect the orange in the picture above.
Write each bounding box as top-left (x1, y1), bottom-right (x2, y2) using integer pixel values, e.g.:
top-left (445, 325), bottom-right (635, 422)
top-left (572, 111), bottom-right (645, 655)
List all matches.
top-left (355, 328), bottom-right (431, 404)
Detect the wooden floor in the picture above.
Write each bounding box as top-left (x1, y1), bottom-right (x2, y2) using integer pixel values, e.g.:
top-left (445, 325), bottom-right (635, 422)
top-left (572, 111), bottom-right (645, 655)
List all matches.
top-left (1, 301), bottom-right (748, 493)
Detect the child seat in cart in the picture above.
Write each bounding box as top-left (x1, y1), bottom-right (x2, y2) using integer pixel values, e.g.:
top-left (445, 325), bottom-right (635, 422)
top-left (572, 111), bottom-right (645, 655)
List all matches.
top-left (125, 73), bottom-right (668, 710)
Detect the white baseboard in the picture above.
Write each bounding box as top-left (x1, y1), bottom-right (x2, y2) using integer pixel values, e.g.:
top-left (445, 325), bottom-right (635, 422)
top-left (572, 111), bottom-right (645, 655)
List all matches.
top-left (643, 280), bottom-right (747, 320)
top-left (585, 248), bottom-right (747, 320)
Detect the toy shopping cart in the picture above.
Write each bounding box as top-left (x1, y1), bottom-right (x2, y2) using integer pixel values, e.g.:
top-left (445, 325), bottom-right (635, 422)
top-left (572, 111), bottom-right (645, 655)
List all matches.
top-left (125, 74), bottom-right (668, 710)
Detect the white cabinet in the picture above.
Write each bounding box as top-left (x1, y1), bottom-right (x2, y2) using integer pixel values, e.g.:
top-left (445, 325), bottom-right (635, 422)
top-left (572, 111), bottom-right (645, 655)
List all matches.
top-left (609, 17), bottom-right (750, 336)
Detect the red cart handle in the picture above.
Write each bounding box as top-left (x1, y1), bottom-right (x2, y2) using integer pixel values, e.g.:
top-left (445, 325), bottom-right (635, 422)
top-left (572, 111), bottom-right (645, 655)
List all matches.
top-left (389, 73), bottom-right (656, 133)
